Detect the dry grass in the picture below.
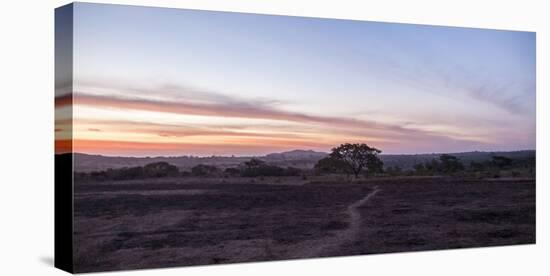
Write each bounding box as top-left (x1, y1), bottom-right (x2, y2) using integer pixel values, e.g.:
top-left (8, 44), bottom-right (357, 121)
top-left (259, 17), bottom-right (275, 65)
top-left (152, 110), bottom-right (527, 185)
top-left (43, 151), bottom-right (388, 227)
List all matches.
top-left (73, 176), bottom-right (535, 272)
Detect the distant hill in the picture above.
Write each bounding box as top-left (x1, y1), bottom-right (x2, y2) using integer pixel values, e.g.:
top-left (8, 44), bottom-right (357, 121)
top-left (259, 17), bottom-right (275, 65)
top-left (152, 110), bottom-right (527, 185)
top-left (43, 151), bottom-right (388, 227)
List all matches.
top-left (265, 149), bottom-right (328, 160)
top-left (71, 150), bottom-right (535, 172)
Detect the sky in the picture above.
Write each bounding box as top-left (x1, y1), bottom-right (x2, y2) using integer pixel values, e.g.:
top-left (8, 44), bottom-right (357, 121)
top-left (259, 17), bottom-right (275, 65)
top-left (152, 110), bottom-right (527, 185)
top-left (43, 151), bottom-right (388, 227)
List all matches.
top-left (55, 3), bottom-right (536, 157)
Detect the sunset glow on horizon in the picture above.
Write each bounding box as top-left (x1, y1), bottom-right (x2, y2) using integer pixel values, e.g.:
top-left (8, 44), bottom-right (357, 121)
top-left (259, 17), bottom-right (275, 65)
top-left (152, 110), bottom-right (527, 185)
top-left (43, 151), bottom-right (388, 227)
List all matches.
top-left (55, 3), bottom-right (536, 157)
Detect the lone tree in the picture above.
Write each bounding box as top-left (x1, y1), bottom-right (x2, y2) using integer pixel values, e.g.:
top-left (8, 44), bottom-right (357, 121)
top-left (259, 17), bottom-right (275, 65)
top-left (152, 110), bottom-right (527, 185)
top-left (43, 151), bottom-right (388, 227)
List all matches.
top-left (329, 143), bottom-right (383, 178)
top-left (314, 156), bottom-right (352, 176)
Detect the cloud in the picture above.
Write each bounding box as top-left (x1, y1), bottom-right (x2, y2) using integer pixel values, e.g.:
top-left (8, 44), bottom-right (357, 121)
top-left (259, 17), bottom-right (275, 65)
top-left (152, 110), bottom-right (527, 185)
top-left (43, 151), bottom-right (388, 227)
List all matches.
top-left (68, 138), bottom-right (333, 157)
top-left (372, 48), bottom-right (534, 116)
top-left (75, 79), bottom-right (285, 109)
top-left (54, 82), bottom-right (511, 155)
top-left (59, 92), bottom-right (445, 139)
top-left (432, 63), bottom-right (534, 115)
top-left (469, 84), bottom-right (535, 114)
top-left (61, 91), bottom-right (493, 149)
top-left (76, 118), bottom-right (305, 139)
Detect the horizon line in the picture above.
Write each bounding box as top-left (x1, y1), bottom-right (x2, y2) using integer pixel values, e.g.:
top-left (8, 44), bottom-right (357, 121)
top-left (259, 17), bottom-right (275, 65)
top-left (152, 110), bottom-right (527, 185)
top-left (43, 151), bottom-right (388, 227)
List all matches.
top-left (58, 149), bottom-right (537, 159)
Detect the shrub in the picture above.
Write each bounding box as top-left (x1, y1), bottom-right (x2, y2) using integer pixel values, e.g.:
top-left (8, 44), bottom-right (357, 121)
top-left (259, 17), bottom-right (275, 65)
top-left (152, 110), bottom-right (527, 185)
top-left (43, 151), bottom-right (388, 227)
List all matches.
top-left (240, 158), bottom-right (292, 177)
top-left (285, 166), bottom-right (302, 176)
top-left (191, 164), bottom-right (219, 177)
top-left (224, 167), bottom-right (241, 177)
top-left (143, 162), bottom-right (179, 177)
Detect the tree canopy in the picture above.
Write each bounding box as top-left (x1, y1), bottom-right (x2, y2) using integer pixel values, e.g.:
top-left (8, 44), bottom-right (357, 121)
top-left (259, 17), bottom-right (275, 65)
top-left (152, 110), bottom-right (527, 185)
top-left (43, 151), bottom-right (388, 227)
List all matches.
top-left (327, 143), bottom-right (383, 178)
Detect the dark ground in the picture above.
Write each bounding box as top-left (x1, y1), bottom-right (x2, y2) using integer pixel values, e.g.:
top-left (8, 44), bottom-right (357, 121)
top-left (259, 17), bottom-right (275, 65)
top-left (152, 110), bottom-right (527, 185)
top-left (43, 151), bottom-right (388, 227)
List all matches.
top-left (73, 176), bottom-right (535, 273)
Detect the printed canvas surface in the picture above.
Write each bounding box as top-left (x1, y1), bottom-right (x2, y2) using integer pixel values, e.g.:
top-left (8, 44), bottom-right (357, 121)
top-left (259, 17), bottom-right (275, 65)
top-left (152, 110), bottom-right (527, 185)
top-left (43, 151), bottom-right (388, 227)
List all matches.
top-left (55, 2), bottom-right (535, 273)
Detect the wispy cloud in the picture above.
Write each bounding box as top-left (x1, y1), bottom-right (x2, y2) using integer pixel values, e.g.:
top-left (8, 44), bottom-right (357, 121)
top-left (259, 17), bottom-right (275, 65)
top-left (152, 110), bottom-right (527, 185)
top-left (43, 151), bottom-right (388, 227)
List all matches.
top-left (371, 47), bottom-right (534, 116)
top-left (468, 84), bottom-right (530, 115)
top-left (66, 138), bottom-right (334, 157)
top-left (75, 79), bottom-right (285, 109)
top-left (63, 91), bottom-right (458, 137)
top-left (75, 118), bottom-right (305, 139)
top-left (430, 63), bottom-right (534, 115)
top-left (52, 84), bottom-right (503, 156)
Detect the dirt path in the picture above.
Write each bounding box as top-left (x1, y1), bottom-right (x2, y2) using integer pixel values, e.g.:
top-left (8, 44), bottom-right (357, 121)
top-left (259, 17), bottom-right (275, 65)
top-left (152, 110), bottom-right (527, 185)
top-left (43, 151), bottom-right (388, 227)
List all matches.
top-left (287, 186), bottom-right (380, 259)
top-left (345, 186), bottom-right (380, 240)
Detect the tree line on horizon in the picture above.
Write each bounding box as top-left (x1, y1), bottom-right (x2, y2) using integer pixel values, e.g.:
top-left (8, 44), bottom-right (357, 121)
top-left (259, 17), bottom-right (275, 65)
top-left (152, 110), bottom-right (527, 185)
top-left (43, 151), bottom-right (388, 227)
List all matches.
top-left (75, 143), bottom-right (535, 181)
top-left (75, 157), bottom-right (304, 181)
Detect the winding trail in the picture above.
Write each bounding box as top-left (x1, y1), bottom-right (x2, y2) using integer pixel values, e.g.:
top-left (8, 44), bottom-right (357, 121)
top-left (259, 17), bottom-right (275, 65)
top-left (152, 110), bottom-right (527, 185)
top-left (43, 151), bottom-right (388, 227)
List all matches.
top-left (288, 186), bottom-right (381, 258)
top-left (345, 186), bottom-right (380, 239)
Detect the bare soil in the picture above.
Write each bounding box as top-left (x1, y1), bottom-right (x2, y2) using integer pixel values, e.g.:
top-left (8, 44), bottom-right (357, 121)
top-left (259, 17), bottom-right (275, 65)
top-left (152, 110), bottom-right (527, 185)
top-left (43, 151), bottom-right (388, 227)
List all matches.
top-left (73, 176), bottom-right (535, 273)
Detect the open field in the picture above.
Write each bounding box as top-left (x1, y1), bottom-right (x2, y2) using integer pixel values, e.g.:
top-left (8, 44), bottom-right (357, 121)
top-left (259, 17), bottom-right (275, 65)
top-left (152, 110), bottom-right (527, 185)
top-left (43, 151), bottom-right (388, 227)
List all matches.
top-left (73, 176), bottom-right (535, 272)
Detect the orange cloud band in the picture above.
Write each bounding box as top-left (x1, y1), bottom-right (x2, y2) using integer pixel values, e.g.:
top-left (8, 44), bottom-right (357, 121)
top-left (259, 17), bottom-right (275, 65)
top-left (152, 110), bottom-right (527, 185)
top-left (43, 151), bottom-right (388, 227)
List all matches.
top-left (62, 139), bottom-right (331, 157)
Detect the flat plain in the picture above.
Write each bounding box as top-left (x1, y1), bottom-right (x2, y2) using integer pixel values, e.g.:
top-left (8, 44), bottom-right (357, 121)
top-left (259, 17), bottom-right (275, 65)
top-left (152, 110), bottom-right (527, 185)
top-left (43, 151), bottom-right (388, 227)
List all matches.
top-left (73, 176), bottom-right (535, 272)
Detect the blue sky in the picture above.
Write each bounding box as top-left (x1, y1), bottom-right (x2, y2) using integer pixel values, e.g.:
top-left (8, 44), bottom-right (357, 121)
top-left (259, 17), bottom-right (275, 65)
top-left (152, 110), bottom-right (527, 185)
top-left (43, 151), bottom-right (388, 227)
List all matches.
top-left (60, 2), bottom-right (536, 156)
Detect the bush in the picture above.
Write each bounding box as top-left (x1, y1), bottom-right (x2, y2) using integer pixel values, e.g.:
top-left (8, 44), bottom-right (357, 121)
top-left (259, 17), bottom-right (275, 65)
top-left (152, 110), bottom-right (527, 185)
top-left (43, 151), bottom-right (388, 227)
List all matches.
top-left (385, 166), bottom-right (403, 176)
top-left (239, 158), bottom-right (301, 177)
top-left (285, 166), bottom-right (302, 176)
top-left (224, 167), bottom-right (241, 177)
top-left (241, 164), bottom-right (284, 177)
top-left (180, 171), bottom-right (191, 177)
top-left (143, 162), bottom-right (179, 177)
top-left (86, 162), bottom-right (180, 181)
top-left (191, 164), bottom-right (220, 177)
